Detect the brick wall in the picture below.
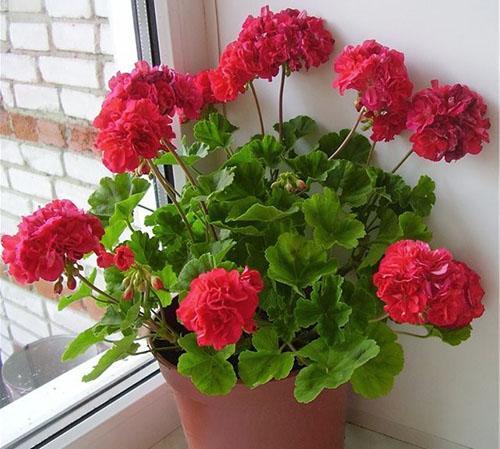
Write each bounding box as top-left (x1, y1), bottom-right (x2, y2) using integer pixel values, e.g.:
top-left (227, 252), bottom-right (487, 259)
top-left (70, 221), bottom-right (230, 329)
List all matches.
top-left (0, 0), bottom-right (117, 361)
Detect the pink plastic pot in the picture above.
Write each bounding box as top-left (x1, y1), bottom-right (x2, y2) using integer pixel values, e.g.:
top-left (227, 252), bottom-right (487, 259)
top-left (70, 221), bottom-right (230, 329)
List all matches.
top-left (156, 352), bottom-right (348, 449)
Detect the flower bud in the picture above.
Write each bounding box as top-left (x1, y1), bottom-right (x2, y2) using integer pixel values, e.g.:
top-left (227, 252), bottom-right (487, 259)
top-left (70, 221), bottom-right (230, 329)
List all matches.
top-left (53, 280), bottom-right (63, 295)
top-left (151, 276), bottom-right (164, 290)
top-left (296, 180), bottom-right (307, 191)
top-left (123, 286), bottom-right (134, 301)
top-left (66, 276), bottom-right (77, 290)
top-left (284, 182), bottom-right (294, 193)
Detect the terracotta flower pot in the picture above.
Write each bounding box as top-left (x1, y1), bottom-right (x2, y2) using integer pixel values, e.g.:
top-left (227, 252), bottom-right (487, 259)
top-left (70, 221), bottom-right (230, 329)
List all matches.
top-left (156, 352), bottom-right (348, 449)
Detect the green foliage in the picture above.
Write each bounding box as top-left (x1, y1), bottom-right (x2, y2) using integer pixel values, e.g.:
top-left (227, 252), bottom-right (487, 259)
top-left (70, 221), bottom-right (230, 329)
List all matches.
top-left (325, 159), bottom-right (373, 206)
top-left (286, 151), bottom-right (332, 182)
top-left (245, 135), bottom-right (284, 168)
top-left (266, 232), bottom-right (337, 290)
top-left (177, 334), bottom-right (237, 395)
top-left (426, 325), bottom-right (471, 346)
top-left (409, 175), bottom-right (436, 217)
top-left (351, 323), bottom-right (404, 398)
top-left (294, 336), bottom-right (379, 403)
top-left (62, 324), bottom-right (108, 361)
top-left (154, 137), bottom-right (211, 166)
top-left (315, 130), bottom-right (371, 163)
top-left (274, 115), bottom-right (317, 149)
top-left (238, 327), bottom-right (295, 388)
top-left (58, 269), bottom-right (96, 311)
top-left (127, 231), bottom-right (167, 271)
top-left (193, 112), bottom-right (238, 150)
top-left (303, 188), bottom-right (366, 249)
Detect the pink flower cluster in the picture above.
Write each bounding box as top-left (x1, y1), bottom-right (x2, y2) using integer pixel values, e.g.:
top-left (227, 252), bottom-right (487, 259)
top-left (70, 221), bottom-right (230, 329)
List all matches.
top-left (333, 40), bottom-right (413, 142)
top-left (1, 200), bottom-right (104, 284)
top-left (206, 6), bottom-right (334, 102)
top-left (97, 244), bottom-right (135, 272)
top-left (94, 62), bottom-right (204, 173)
top-left (406, 80), bottom-right (490, 162)
top-left (177, 267), bottom-right (264, 350)
top-left (373, 240), bottom-right (484, 328)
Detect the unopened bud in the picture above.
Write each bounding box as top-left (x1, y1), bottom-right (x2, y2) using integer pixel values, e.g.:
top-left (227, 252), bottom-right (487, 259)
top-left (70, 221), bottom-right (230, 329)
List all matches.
top-left (123, 286), bottom-right (134, 301)
top-left (151, 276), bottom-right (164, 290)
top-left (66, 276), bottom-right (76, 290)
top-left (296, 180), bottom-right (307, 191)
top-left (284, 182), bottom-right (294, 193)
top-left (53, 280), bottom-right (63, 295)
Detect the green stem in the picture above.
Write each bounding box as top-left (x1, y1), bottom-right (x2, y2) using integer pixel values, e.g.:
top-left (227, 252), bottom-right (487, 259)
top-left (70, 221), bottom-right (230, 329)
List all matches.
top-left (76, 273), bottom-right (119, 304)
top-left (391, 149), bottom-right (413, 173)
top-left (250, 81), bottom-right (265, 135)
top-left (147, 160), bottom-right (196, 242)
top-left (329, 107), bottom-right (367, 160)
top-left (395, 330), bottom-right (430, 339)
top-left (278, 65), bottom-right (286, 141)
top-left (366, 141), bottom-right (377, 165)
top-left (368, 313), bottom-right (389, 323)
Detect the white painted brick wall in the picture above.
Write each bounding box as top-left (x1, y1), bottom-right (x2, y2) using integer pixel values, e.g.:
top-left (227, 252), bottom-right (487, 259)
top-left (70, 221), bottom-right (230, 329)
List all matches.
top-left (0, 53), bottom-right (37, 83)
top-left (103, 61), bottom-right (116, 86)
top-left (0, 279), bottom-right (45, 316)
top-left (52, 22), bottom-right (95, 53)
top-left (54, 179), bottom-right (93, 209)
top-left (0, 14), bottom-right (7, 41)
top-left (14, 83), bottom-right (60, 112)
top-left (9, 323), bottom-right (38, 346)
top-left (8, 167), bottom-right (53, 198)
top-left (8, 0), bottom-right (42, 13)
top-left (94, 0), bottom-right (109, 18)
top-left (3, 301), bottom-right (50, 336)
top-left (60, 88), bottom-right (103, 121)
top-left (0, 335), bottom-right (14, 357)
top-left (0, 188), bottom-right (32, 216)
top-left (99, 23), bottom-right (113, 55)
top-left (0, 165), bottom-right (10, 187)
top-left (10, 22), bottom-right (49, 51)
top-left (45, 0), bottom-right (91, 19)
top-left (20, 143), bottom-right (64, 176)
top-left (0, 139), bottom-right (24, 165)
top-left (0, 81), bottom-right (15, 107)
top-left (39, 56), bottom-right (99, 88)
top-left (63, 151), bottom-right (110, 185)
top-left (0, 212), bottom-right (18, 234)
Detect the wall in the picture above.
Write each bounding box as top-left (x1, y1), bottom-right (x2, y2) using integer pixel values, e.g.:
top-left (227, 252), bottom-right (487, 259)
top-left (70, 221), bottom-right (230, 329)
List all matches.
top-left (0, 0), bottom-right (115, 361)
top-left (211, 1), bottom-right (499, 448)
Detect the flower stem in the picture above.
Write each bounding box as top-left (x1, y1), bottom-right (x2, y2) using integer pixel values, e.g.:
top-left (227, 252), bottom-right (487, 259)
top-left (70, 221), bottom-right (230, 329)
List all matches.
top-left (395, 330), bottom-right (430, 339)
top-left (161, 140), bottom-right (218, 241)
top-left (278, 65), bottom-right (286, 141)
top-left (328, 107), bottom-right (367, 160)
top-left (249, 81), bottom-right (265, 135)
top-left (76, 272), bottom-right (118, 304)
top-left (366, 141), bottom-right (377, 165)
top-left (147, 160), bottom-right (195, 242)
top-left (391, 149), bottom-right (413, 173)
top-left (368, 313), bottom-right (389, 323)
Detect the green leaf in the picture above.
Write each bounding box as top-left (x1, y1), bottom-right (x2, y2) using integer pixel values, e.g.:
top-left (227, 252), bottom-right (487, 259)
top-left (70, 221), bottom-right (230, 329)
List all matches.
top-left (246, 135), bottom-right (284, 168)
top-left (197, 167), bottom-right (235, 199)
top-left (325, 159), bottom-right (373, 207)
top-left (426, 325), bottom-right (471, 346)
top-left (58, 269), bottom-right (96, 311)
top-left (156, 265), bottom-right (177, 290)
top-left (230, 203), bottom-right (299, 223)
top-left (193, 112), bottom-right (238, 150)
top-left (287, 151), bottom-right (332, 182)
top-left (294, 336), bottom-right (379, 403)
top-left (265, 232), bottom-right (337, 290)
top-left (274, 115), bottom-right (317, 148)
top-left (409, 175), bottom-right (436, 217)
top-left (88, 174), bottom-right (149, 226)
top-left (177, 333), bottom-right (237, 395)
top-left (176, 254), bottom-right (213, 292)
top-left (238, 328), bottom-right (295, 388)
top-left (351, 323), bottom-right (404, 398)
top-left (260, 288), bottom-right (299, 343)
top-left (303, 187), bottom-right (365, 249)
top-left (315, 130), bottom-right (371, 164)
top-left (82, 334), bottom-right (138, 382)
top-left (221, 159), bottom-right (266, 200)
top-left (127, 231), bottom-right (166, 271)
top-left (399, 211), bottom-right (432, 241)
top-left (120, 301), bottom-right (141, 331)
top-left (145, 204), bottom-right (186, 248)
top-left (62, 325), bottom-right (108, 361)
top-left (295, 275), bottom-right (351, 344)
top-left (154, 138), bottom-right (210, 166)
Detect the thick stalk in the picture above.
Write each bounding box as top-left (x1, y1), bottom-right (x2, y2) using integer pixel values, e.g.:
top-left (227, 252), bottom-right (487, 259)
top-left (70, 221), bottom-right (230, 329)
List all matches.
top-left (391, 149), bottom-right (413, 173)
top-left (162, 141), bottom-right (218, 241)
top-left (278, 66), bottom-right (286, 141)
top-left (366, 141), bottom-right (377, 165)
top-left (147, 160), bottom-right (195, 242)
top-left (249, 81), bottom-right (265, 135)
top-left (328, 107), bottom-right (367, 160)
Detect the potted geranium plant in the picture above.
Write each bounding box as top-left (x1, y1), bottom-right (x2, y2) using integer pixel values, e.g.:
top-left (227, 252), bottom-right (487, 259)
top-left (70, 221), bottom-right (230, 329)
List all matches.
top-left (1, 6), bottom-right (490, 449)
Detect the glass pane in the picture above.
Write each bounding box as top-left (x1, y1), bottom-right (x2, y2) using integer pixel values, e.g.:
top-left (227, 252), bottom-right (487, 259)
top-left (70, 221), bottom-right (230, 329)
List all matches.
top-left (0, 0), bottom-right (149, 413)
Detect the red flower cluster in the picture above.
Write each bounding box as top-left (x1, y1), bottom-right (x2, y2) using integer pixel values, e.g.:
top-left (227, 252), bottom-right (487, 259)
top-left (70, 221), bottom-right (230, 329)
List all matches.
top-left (94, 62), bottom-right (204, 173)
top-left (96, 244), bottom-right (135, 271)
top-left (1, 200), bottom-right (104, 284)
top-left (373, 240), bottom-right (484, 328)
top-left (208, 6), bottom-right (334, 102)
top-left (333, 40), bottom-right (413, 142)
top-left (177, 267), bottom-right (264, 350)
top-left (407, 80), bottom-right (490, 162)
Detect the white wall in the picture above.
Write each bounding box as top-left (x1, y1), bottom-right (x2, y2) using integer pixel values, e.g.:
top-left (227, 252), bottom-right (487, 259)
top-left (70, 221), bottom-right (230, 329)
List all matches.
top-left (211, 1), bottom-right (499, 448)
